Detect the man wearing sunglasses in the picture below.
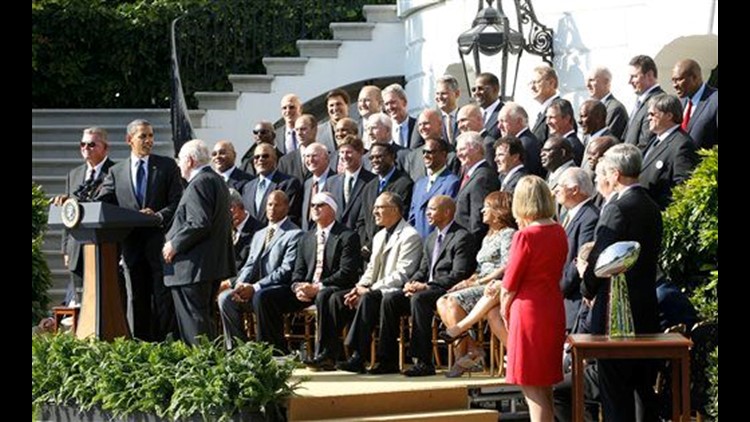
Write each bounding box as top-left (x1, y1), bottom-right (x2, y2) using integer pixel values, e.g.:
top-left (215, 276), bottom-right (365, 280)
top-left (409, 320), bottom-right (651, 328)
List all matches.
top-left (241, 143), bottom-right (302, 227)
top-left (53, 127), bottom-right (115, 307)
top-left (239, 121), bottom-right (282, 175)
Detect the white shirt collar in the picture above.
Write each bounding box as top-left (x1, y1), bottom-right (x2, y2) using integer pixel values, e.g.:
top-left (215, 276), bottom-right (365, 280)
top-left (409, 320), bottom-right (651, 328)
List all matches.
top-left (86, 157), bottom-right (109, 179)
top-left (657, 124), bottom-right (680, 142)
top-left (466, 159), bottom-right (487, 177)
top-left (219, 165), bottom-right (237, 181)
top-left (566, 197), bottom-right (591, 222)
top-left (187, 164), bottom-right (210, 182)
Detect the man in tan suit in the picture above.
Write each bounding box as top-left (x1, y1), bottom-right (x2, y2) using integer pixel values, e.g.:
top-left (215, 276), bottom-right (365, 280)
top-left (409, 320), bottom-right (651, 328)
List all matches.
top-left (334, 191), bottom-right (423, 373)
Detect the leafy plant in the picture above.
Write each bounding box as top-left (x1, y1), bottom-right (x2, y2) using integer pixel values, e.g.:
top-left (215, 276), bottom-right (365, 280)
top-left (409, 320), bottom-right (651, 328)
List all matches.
top-left (707, 346), bottom-right (718, 420)
top-left (32, 335), bottom-right (301, 421)
top-left (32, 182), bottom-right (51, 325)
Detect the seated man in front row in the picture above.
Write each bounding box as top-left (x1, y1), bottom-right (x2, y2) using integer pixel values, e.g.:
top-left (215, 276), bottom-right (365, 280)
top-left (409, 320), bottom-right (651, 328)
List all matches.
top-left (291, 192), bottom-right (362, 370)
top-left (334, 192), bottom-right (423, 373)
top-left (377, 195), bottom-right (476, 376)
top-left (218, 190), bottom-right (302, 351)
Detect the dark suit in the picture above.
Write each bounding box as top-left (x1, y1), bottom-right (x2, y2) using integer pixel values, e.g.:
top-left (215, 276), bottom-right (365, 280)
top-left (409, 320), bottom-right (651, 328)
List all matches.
top-left (241, 171), bottom-right (303, 226)
top-left (582, 186), bottom-right (662, 422)
top-left (499, 166), bottom-right (529, 196)
top-left (300, 170), bottom-right (336, 231)
top-left (239, 143), bottom-right (284, 176)
top-left (602, 94), bottom-right (629, 140)
top-left (393, 116), bottom-right (424, 150)
top-left (233, 215), bottom-right (259, 271)
top-left (517, 128), bottom-right (544, 177)
top-left (326, 169), bottom-right (376, 230)
top-left (96, 154), bottom-right (183, 341)
top-left (560, 200), bottom-right (599, 331)
top-left (565, 131), bottom-right (585, 167)
top-left (62, 159), bottom-right (115, 276)
top-left (277, 149), bottom-right (310, 184)
top-left (454, 161), bottom-right (500, 252)
top-left (261, 222), bottom-right (361, 357)
top-left (355, 168), bottom-right (414, 254)
top-left (531, 95), bottom-right (559, 142)
top-left (639, 129), bottom-right (698, 210)
top-left (218, 219), bottom-right (303, 349)
top-left (483, 102), bottom-right (503, 140)
top-left (378, 222), bottom-right (475, 364)
top-left (623, 86), bottom-right (664, 150)
top-left (224, 167), bottom-right (254, 193)
top-left (408, 171), bottom-right (460, 238)
top-left (165, 166), bottom-right (235, 345)
top-left (682, 85), bottom-right (718, 149)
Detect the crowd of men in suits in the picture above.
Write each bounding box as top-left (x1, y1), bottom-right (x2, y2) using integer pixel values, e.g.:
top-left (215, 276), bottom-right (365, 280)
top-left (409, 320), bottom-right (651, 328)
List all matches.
top-left (55, 53), bottom-right (715, 418)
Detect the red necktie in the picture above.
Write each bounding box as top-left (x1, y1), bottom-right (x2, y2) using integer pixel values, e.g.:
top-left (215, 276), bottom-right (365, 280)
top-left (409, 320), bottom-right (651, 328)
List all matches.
top-left (460, 171), bottom-right (470, 190)
top-left (681, 100), bottom-right (693, 131)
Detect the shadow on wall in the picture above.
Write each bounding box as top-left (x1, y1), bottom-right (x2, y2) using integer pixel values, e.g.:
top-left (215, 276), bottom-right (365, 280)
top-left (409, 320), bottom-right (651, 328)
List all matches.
top-left (653, 34), bottom-right (718, 95)
top-left (553, 12), bottom-right (589, 105)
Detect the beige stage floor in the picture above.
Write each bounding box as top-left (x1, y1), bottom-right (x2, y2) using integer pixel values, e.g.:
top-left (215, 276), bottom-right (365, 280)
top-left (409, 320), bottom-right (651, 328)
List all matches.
top-left (291, 368), bottom-right (511, 397)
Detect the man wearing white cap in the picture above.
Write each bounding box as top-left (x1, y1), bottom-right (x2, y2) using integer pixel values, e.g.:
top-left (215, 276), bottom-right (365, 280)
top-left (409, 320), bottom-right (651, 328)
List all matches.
top-left (287, 192), bottom-right (361, 370)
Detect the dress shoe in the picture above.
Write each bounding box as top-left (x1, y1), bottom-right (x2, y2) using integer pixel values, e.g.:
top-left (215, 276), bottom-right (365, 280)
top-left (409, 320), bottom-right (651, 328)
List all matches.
top-left (367, 361), bottom-right (400, 375)
top-left (438, 329), bottom-right (469, 344)
top-left (306, 355), bottom-right (336, 372)
top-left (336, 353), bottom-right (366, 373)
top-left (403, 361), bottom-right (436, 377)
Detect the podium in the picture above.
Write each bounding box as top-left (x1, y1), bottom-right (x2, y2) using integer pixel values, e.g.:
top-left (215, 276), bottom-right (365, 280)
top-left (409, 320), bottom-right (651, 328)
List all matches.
top-left (48, 201), bottom-right (160, 340)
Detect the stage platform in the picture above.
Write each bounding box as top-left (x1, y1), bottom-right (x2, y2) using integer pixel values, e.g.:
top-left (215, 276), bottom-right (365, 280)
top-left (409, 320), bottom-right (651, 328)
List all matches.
top-left (287, 368), bottom-right (518, 421)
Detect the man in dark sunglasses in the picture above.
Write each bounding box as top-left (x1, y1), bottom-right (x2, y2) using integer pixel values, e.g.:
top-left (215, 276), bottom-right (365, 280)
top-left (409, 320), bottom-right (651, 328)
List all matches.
top-left (239, 121), bottom-right (283, 175)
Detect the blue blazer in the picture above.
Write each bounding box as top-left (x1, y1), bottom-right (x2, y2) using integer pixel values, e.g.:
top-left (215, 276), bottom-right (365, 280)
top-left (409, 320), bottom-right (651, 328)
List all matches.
top-left (683, 85), bottom-right (718, 149)
top-left (560, 200), bottom-right (599, 331)
top-left (408, 171), bottom-right (460, 238)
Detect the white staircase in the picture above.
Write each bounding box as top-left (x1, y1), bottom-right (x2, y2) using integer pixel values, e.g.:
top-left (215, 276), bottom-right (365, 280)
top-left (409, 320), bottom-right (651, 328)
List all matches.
top-left (32, 108), bottom-right (205, 304)
top-left (194, 5), bottom-right (405, 148)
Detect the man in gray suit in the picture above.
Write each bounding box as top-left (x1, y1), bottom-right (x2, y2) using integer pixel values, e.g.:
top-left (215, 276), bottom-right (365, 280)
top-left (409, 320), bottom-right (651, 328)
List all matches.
top-left (623, 55), bottom-right (664, 150)
top-left (671, 59), bottom-right (718, 149)
top-left (96, 119), bottom-right (184, 341)
top-left (163, 140), bottom-right (235, 345)
top-left (218, 190), bottom-right (303, 350)
top-left (316, 89), bottom-right (350, 154)
top-left (586, 67), bottom-right (628, 140)
top-left (275, 94), bottom-right (303, 155)
top-left (334, 192), bottom-right (423, 373)
top-left (54, 127), bottom-right (115, 305)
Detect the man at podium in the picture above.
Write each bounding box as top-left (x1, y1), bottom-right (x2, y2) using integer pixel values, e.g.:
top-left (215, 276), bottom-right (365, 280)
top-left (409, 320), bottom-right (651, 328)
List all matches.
top-left (163, 140), bottom-right (235, 345)
top-left (96, 119), bottom-right (183, 341)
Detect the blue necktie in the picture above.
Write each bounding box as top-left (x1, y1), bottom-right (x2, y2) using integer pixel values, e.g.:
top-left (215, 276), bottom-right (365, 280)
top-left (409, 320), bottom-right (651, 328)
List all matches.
top-left (135, 159), bottom-right (146, 208)
top-left (255, 178), bottom-right (267, 213)
top-left (400, 123), bottom-right (408, 148)
top-left (378, 178), bottom-right (387, 194)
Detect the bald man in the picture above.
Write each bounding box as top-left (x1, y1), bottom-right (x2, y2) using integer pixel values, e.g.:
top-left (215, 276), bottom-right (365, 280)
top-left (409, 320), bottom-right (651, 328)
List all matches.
top-left (276, 94), bottom-right (303, 154)
top-left (671, 59), bottom-right (718, 149)
top-left (212, 140), bottom-right (254, 193)
top-left (586, 67), bottom-right (629, 139)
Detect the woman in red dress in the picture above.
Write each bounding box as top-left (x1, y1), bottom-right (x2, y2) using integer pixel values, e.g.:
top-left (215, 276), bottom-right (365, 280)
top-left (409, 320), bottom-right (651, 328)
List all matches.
top-left (501, 175), bottom-right (568, 422)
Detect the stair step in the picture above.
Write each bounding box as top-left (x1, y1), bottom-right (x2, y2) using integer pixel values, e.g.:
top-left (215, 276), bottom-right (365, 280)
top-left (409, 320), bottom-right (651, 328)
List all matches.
top-left (33, 175), bottom-right (66, 196)
top-left (262, 57), bottom-right (309, 76)
top-left (330, 22), bottom-right (376, 41)
top-left (43, 250), bottom-right (66, 271)
top-left (33, 159), bottom-right (94, 177)
top-left (363, 5), bottom-right (399, 23)
top-left (228, 74), bottom-right (275, 93)
top-left (305, 408), bottom-right (498, 422)
top-left (296, 40), bottom-right (342, 58)
top-left (31, 124), bottom-right (173, 144)
top-left (32, 141), bottom-right (174, 159)
top-left (193, 91), bottom-right (240, 110)
top-left (287, 386), bottom-right (468, 421)
top-left (32, 109), bottom-right (205, 128)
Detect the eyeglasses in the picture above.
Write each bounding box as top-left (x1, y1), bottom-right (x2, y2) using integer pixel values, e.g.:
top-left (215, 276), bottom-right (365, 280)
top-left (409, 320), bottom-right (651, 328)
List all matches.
top-left (310, 203), bottom-right (327, 209)
top-left (253, 129), bottom-right (270, 135)
top-left (253, 154), bottom-right (271, 160)
top-left (80, 142), bottom-right (97, 149)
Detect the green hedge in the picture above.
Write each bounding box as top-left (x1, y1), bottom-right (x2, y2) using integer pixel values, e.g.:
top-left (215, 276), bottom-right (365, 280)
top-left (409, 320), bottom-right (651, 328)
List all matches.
top-left (32, 183), bottom-right (51, 325)
top-left (32, 0), bottom-right (394, 108)
top-left (32, 335), bottom-right (301, 421)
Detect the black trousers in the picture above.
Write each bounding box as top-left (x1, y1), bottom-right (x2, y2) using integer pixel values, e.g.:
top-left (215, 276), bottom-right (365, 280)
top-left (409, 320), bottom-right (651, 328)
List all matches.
top-left (342, 289), bottom-right (383, 358)
top-left (378, 287), bottom-right (446, 364)
top-left (171, 280), bottom-right (219, 346)
top-left (122, 258), bottom-right (176, 342)
top-left (598, 359), bottom-right (659, 422)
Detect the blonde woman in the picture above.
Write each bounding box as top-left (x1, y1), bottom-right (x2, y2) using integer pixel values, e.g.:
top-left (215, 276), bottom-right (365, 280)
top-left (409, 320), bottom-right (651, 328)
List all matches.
top-left (501, 175), bottom-right (568, 422)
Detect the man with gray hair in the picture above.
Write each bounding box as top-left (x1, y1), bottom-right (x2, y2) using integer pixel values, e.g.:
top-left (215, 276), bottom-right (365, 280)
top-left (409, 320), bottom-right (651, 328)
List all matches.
top-left (454, 131), bottom-right (500, 251)
top-left (163, 139), bottom-right (235, 345)
top-left (435, 75), bottom-right (461, 145)
top-left (383, 83), bottom-right (423, 149)
top-left (96, 119), bottom-right (183, 341)
top-left (498, 102), bottom-right (543, 176)
top-left (639, 93), bottom-right (698, 209)
top-left (553, 167), bottom-right (599, 332)
top-left (586, 66), bottom-right (629, 139)
top-left (529, 65), bottom-right (560, 142)
top-left (582, 143), bottom-right (662, 421)
top-left (54, 127), bottom-right (115, 306)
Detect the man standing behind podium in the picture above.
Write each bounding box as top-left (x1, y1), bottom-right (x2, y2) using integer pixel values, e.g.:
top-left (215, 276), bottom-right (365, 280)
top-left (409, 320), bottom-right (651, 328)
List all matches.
top-left (54, 127), bottom-right (115, 306)
top-left (163, 140), bottom-right (235, 345)
top-left (96, 119), bottom-right (183, 341)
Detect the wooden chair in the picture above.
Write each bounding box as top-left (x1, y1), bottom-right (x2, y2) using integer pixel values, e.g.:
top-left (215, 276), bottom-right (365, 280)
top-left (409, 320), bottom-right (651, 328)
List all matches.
top-left (283, 305), bottom-right (317, 359)
top-left (398, 315), bottom-right (443, 371)
top-left (52, 306), bottom-right (80, 333)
